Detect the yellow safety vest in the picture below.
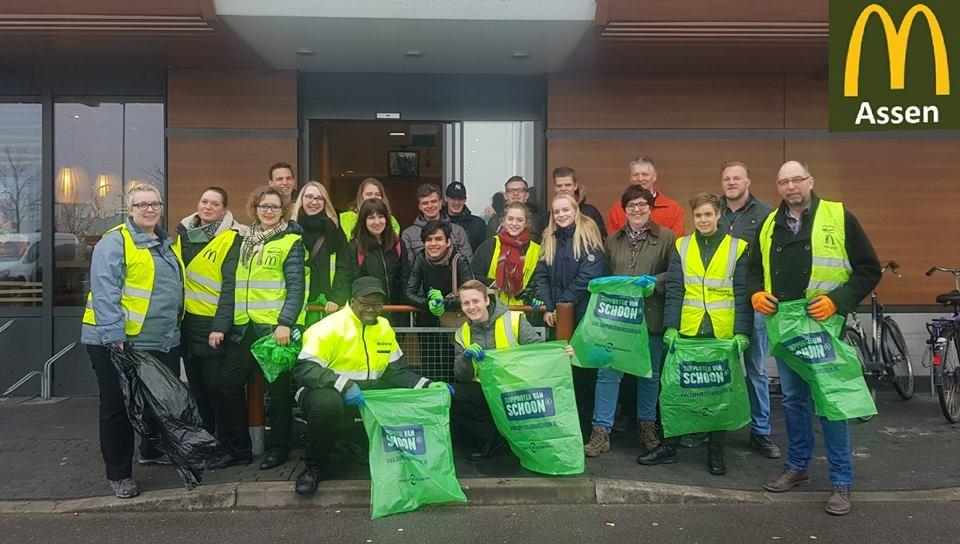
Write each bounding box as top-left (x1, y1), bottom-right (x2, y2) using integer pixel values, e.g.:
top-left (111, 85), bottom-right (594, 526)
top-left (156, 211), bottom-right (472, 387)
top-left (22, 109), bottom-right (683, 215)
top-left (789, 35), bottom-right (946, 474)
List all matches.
top-left (172, 229), bottom-right (237, 317)
top-left (676, 233), bottom-right (747, 340)
top-left (485, 237), bottom-right (541, 306)
top-left (82, 224), bottom-right (185, 335)
top-left (758, 199), bottom-right (852, 298)
top-left (454, 310), bottom-right (522, 382)
top-left (234, 232), bottom-right (306, 326)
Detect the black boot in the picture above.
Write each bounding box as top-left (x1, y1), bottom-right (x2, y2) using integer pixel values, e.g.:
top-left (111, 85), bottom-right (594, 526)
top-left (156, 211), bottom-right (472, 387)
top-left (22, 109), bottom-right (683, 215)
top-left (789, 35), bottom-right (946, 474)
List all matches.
top-left (707, 432), bottom-right (726, 475)
top-left (295, 465), bottom-right (325, 495)
top-left (259, 448), bottom-right (289, 470)
top-left (637, 445), bottom-right (676, 465)
top-left (469, 435), bottom-right (506, 461)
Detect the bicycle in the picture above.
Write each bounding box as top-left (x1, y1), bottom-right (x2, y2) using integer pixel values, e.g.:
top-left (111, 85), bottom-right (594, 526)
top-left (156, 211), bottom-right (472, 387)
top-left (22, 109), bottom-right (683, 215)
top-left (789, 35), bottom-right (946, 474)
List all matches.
top-left (923, 266), bottom-right (960, 423)
top-left (840, 260), bottom-right (914, 422)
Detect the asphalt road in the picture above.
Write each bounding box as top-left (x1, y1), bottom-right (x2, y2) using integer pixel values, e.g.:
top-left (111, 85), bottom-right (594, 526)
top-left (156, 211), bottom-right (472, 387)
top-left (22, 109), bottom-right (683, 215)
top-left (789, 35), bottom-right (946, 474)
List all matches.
top-left (2, 502), bottom-right (956, 544)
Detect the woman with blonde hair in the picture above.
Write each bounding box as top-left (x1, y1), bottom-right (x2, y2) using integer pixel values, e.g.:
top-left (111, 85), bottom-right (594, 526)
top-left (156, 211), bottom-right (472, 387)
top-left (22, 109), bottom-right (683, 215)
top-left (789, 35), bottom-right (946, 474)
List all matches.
top-left (338, 177), bottom-right (401, 240)
top-left (292, 181), bottom-right (345, 323)
top-left (471, 201), bottom-right (542, 306)
top-left (532, 193), bottom-right (604, 435)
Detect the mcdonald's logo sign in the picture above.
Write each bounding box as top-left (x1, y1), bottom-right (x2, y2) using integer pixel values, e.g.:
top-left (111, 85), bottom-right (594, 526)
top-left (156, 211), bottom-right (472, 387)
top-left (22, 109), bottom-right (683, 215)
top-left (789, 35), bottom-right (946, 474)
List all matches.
top-left (829, 1), bottom-right (959, 131)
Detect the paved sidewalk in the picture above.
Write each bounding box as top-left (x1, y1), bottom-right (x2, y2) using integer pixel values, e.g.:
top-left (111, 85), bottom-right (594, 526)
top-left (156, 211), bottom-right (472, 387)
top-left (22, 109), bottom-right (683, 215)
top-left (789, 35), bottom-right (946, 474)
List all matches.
top-left (1, 390), bottom-right (956, 501)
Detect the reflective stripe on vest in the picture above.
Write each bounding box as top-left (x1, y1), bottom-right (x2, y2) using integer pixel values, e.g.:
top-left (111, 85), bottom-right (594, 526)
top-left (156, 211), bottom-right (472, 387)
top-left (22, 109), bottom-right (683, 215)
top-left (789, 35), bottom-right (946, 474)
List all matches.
top-left (175, 229), bottom-right (237, 317)
top-left (676, 234), bottom-right (747, 340)
top-left (455, 309), bottom-right (522, 382)
top-left (485, 237), bottom-right (541, 306)
top-left (758, 199), bottom-right (852, 298)
top-left (234, 232), bottom-right (306, 326)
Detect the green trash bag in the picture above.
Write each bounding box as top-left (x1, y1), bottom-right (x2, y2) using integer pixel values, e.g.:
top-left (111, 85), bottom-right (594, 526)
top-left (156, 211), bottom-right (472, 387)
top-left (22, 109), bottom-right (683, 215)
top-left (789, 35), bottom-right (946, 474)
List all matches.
top-left (478, 341), bottom-right (584, 475)
top-left (569, 276), bottom-right (655, 377)
top-left (659, 337), bottom-right (751, 438)
top-left (305, 293), bottom-right (329, 328)
top-left (360, 387), bottom-right (467, 519)
top-left (250, 330), bottom-right (302, 383)
top-left (767, 299), bottom-right (877, 421)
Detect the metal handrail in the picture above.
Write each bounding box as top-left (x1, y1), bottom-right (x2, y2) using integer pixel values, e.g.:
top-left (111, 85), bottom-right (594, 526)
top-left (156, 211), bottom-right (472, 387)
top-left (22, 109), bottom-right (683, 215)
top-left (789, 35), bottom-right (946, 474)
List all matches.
top-left (1, 341), bottom-right (77, 400)
top-left (0, 319), bottom-right (13, 336)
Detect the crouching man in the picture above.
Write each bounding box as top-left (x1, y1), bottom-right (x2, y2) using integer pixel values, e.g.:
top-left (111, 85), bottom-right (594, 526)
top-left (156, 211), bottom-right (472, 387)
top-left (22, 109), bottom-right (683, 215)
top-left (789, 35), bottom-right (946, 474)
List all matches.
top-left (293, 276), bottom-right (433, 495)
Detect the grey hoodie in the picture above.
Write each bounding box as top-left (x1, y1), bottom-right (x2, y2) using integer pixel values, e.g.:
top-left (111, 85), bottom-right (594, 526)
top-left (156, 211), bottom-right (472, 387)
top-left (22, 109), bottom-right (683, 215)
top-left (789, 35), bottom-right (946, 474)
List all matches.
top-left (400, 214), bottom-right (473, 270)
top-left (452, 296), bottom-right (541, 383)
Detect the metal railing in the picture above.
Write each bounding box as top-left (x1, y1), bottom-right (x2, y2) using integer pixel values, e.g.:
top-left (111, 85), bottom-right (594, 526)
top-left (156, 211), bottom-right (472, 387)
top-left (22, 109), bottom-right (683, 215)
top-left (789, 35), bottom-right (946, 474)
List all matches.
top-left (1, 341), bottom-right (78, 400)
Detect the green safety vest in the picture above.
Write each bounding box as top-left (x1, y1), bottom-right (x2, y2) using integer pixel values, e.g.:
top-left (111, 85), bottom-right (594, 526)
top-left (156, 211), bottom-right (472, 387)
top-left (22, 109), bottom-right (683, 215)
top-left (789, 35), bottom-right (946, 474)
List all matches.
top-left (339, 210), bottom-right (401, 241)
top-left (82, 223), bottom-right (185, 335)
top-left (234, 232), bottom-right (306, 326)
top-left (758, 199), bottom-right (852, 298)
top-left (485, 237), bottom-right (541, 306)
top-left (454, 310), bottom-right (521, 382)
top-left (173, 229), bottom-right (237, 317)
top-left (676, 233), bottom-right (747, 340)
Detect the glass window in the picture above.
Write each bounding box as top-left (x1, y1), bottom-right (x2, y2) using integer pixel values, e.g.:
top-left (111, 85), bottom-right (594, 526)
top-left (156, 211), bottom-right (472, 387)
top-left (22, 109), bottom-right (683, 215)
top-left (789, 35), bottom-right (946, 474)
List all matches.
top-left (0, 103), bottom-right (43, 307)
top-left (54, 101), bottom-right (164, 306)
top-left (461, 121), bottom-right (536, 215)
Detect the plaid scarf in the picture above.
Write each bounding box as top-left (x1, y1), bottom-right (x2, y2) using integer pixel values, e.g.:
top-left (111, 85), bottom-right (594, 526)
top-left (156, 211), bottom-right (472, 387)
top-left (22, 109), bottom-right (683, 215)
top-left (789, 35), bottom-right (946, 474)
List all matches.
top-left (240, 220), bottom-right (288, 266)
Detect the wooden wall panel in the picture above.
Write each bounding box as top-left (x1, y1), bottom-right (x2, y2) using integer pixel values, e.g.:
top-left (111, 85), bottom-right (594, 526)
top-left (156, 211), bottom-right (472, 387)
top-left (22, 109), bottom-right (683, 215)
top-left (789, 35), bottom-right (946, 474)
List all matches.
top-left (166, 138), bottom-right (297, 229)
top-left (785, 139), bottom-right (960, 305)
top-left (604, 0), bottom-right (828, 23)
top-left (548, 76), bottom-right (784, 129)
top-left (785, 78), bottom-right (828, 128)
top-left (167, 69), bottom-right (297, 129)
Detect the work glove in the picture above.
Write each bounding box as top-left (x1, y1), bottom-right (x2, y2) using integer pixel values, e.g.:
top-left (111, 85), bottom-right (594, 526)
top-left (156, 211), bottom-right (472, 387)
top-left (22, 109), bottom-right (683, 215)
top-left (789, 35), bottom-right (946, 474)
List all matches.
top-left (427, 288), bottom-right (444, 302)
top-left (314, 293), bottom-right (328, 306)
top-left (342, 384), bottom-right (365, 407)
top-left (806, 295), bottom-right (837, 321)
top-left (633, 274), bottom-right (657, 288)
top-left (734, 333), bottom-right (751, 353)
top-left (428, 297), bottom-right (446, 317)
top-left (751, 291), bottom-right (779, 315)
top-left (663, 328), bottom-right (678, 348)
top-left (530, 298), bottom-right (545, 310)
top-left (464, 343), bottom-right (485, 362)
top-left (429, 381), bottom-right (456, 396)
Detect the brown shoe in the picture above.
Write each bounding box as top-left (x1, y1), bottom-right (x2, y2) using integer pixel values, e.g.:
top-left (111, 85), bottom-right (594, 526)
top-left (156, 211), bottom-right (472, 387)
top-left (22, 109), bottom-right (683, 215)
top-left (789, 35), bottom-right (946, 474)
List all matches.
top-left (763, 468), bottom-right (810, 492)
top-left (639, 421), bottom-right (660, 452)
top-left (584, 426), bottom-right (611, 458)
top-left (825, 486), bottom-right (852, 516)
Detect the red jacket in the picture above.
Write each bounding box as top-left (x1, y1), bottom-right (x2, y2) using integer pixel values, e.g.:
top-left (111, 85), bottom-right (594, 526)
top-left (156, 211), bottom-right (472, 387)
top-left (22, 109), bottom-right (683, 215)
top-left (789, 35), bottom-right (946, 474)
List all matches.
top-left (607, 190), bottom-right (685, 237)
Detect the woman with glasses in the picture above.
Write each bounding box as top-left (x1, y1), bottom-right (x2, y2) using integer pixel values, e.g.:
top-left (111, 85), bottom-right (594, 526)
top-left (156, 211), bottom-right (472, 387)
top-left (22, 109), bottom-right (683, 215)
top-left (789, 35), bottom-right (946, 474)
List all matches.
top-left (81, 183), bottom-right (184, 499)
top-left (338, 177), bottom-right (401, 241)
top-left (291, 181), bottom-right (346, 326)
top-left (582, 186), bottom-right (674, 459)
top-left (216, 186), bottom-right (306, 471)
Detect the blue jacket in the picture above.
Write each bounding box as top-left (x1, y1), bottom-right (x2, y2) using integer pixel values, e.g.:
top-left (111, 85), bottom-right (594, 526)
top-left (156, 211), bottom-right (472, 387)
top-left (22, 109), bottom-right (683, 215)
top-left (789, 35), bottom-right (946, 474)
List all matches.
top-left (81, 217), bottom-right (183, 352)
top-left (532, 225), bottom-right (604, 323)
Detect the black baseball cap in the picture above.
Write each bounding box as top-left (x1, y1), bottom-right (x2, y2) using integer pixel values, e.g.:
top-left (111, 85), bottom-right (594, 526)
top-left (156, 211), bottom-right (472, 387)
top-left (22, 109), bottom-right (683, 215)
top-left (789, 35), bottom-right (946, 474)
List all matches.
top-left (445, 181), bottom-right (467, 199)
top-left (352, 277), bottom-right (386, 299)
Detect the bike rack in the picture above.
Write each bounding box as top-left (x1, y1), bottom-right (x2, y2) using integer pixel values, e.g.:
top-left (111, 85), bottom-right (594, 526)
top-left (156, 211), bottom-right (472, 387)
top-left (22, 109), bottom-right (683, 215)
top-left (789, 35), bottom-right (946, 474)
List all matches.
top-left (1, 341), bottom-right (78, 400)
top-left (0, 319), bottom-right (14, 336)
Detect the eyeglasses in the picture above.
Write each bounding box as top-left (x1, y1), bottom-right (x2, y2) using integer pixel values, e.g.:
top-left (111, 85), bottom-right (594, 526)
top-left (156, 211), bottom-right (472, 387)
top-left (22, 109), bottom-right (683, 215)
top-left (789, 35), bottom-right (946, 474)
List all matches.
top-left (625, 202), bottom-right (650, 211)
top-left (257, 204), bottom-right (282, 212)
top-left (353, 300), bottom-right (384, 312)
top-left (303, 194), bottom-right (324, 203)
top-left (505, 187), bottom-right (528, 195)
top-left (131, 202), bottom-right (163, 211)
top-left (776, 175), bottom-right (811, 187)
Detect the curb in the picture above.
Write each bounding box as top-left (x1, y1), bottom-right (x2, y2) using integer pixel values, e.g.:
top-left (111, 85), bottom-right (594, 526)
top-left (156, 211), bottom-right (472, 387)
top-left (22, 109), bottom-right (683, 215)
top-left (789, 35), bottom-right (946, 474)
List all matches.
top-left (4, 478), bottom-right (960, 514)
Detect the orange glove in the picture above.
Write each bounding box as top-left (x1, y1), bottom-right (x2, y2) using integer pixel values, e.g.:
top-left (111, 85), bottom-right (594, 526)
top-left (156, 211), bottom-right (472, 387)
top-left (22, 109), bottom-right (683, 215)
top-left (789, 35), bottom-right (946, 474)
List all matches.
top-left (751, 291), bottom-right (779, 315)
top-left (806, 295), bottom-right (837, 321)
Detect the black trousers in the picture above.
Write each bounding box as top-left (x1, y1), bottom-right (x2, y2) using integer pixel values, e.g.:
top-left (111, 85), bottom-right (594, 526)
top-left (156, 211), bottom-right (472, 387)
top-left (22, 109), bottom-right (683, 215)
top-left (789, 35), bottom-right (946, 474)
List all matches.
top-left (571, 365), bottom-right (597, 437)
top-left (87, 344), bottom-right (180, 481)
top-left (265, 368), bottom-right (294, 453)
top-left (450, 381), bottom-right (500, 447)
top-left (183, 353), bottom-right (220, 435)
top-left (219, 332), bottom-right (258, 459)
top-left (298, 387), bottom-right (362, 468)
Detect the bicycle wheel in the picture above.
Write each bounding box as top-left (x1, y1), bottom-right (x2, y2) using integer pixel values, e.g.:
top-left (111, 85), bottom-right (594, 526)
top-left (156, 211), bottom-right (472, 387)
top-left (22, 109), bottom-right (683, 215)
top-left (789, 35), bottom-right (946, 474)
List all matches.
top-left (882, 316), bottom-right (915, 400)
top-left (842, 327), bottom-right (876, 422)
top-left (936, 333), bottom-right (960, 424)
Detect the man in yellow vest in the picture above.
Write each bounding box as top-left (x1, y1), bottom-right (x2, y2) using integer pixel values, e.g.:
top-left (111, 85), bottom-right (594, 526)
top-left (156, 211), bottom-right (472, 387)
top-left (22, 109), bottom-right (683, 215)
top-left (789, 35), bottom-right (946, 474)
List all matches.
top-left (292, 277), bottom-right (445, 495)
top-left (451, 280), bottom-right (544, 460)
top-left (750, 160), bottom-right (881, 516)
top-left (640, 192), bottom-right (752, 475)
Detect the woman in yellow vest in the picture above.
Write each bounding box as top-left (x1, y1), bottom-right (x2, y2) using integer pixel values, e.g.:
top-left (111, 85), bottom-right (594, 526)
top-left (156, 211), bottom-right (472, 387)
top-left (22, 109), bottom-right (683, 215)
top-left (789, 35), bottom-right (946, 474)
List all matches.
top-left (338, 177), bottom-right (401, 241)
top-left (217, 186), bottom-right (306, 471)
top-left (291, 181), bottom-right (346, 326)
top-left (81, 183), bottom-right (184, 499)
top-left (470, 202), bottom-right (543, 307)
top-left (639, 192), bottom-right (752, 475)
top-left (173, 187), bottom-right (247, 438)
top-left (451, 280), bottom-right (547, 460)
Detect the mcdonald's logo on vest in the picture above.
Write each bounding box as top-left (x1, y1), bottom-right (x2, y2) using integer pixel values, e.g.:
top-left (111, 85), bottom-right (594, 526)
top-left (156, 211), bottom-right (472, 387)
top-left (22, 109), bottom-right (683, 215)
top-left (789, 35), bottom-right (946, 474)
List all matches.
top-left (829, 1), bottom-right (959, 130)
top-left (202, 248), bottom-right (219, 262)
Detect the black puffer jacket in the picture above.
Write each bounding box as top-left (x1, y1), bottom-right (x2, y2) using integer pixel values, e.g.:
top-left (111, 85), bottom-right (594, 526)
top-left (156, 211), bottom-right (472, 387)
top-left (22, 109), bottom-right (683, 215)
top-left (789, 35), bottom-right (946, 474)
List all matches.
top-left (330, 239), bottom-right (405, 306)
top-left (404, 251), bottom-right (474, 310)
top-left (444, 204), bottom-right (488, 254)
top-left (531, 225), bottom-right (604, 323)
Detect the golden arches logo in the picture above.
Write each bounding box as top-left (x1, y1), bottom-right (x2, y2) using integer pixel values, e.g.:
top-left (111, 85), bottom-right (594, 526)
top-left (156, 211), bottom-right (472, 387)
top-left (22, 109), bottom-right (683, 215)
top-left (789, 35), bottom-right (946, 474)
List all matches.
top-left (844, 3), bottom-right (950, 97)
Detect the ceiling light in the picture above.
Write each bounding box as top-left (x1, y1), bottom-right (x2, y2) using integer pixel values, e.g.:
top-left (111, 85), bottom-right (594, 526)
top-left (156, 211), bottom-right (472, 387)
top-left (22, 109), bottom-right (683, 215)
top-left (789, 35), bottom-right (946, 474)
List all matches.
top-left (404, 50), bottom-right (424, 58)
top-left (510, 51), bottom-right (531, 59)
top-left (295, 48), bottom-right (316, 56)
top-left (344, 170), bottom-right (355, 174)
top-left (389, 132), bottom-right (407, 136)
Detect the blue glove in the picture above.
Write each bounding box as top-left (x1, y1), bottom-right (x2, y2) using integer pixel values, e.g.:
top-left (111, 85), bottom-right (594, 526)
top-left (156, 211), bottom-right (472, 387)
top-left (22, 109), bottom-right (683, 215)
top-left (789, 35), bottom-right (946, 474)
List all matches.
top-left (428, 297), bottom-right (446, 317)
top-left (633, 275), bottom-right (657, 288)
top-left (464, 343), bottom-right (485, 362)
top-left (342, 384), bottom-right (365, 407)
top-left (663, 328), bottom-right (678, 349)
top-left (530, 298), bottom-right (544, 310)
top-left (429, 381), bottom-right (456, 396)
top-left (734, 333), bottom-right (751, 353)
top-left (427, 288), bottom-right (444, 302)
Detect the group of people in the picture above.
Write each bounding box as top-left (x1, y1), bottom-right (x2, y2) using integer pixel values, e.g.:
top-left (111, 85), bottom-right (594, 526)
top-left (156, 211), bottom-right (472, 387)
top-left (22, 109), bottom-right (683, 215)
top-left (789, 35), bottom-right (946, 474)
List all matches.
top-left (83, 156), bottom-right (880, 516)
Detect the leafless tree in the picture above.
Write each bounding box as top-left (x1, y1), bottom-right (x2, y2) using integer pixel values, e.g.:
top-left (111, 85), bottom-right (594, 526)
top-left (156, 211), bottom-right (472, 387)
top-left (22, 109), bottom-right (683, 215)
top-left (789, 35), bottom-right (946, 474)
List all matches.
top-left (0, 147), bottom-right (41, 233)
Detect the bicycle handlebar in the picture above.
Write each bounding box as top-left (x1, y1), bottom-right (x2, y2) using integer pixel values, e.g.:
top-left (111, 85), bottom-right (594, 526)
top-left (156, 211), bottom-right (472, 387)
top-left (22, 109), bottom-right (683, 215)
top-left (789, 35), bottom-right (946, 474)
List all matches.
top-left (927, 266), bottom-right (960, 277)
top-left (880, 259), bottom-right (901, 278)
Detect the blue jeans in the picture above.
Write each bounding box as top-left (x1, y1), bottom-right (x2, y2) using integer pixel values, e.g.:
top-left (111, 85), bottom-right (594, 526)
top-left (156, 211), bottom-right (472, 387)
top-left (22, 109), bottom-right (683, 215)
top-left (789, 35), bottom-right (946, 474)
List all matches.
top-left (776, 356), bottom-right (854, 487)
top-left (592, 334), bottom-right (664, 430)
top-left (744, 311), bottom-right (773, 435)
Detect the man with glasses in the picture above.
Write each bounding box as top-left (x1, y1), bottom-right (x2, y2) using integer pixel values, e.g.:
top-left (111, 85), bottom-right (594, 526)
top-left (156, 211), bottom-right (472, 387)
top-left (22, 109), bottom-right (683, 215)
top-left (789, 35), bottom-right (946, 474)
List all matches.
top-left (607, 156), bottom-right (685, 237)
top-left (749, 160), bottom-right (881, 516)
top-left (487, 176), bottom-right (542, 242)
top-left (717, 161), bottom-right (780, 460)
top-left (292, 277), bottom-right (436, 495)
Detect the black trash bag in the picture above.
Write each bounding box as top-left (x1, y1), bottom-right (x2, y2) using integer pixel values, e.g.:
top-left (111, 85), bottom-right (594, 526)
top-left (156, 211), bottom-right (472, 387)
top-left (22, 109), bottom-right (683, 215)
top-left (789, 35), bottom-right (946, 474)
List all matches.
top-left (110, 345), bottom-right (220, 488)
